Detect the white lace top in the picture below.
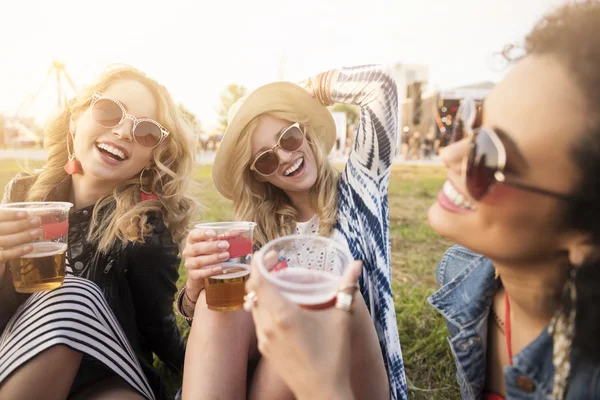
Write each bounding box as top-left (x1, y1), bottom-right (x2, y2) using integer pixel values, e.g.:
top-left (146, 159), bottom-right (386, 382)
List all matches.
top-left (295, 214), bottom-right (320, 236)
top-left (294, 215), bottom-right (350, 276)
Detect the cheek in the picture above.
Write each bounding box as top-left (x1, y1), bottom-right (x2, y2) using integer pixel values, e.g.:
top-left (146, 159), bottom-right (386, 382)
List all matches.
top-left (470, 189), bottom-right (564, 258)
top-left (133, 148), bottom-right (154, 166)
top-left (483, 184), bottom-right (525, 204)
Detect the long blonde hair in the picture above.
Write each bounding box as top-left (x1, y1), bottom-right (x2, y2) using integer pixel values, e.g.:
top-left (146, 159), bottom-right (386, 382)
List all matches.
top-left (230, 111), bottom-right (338, 247)
top-left (26, 66), bottom-right (197, 252)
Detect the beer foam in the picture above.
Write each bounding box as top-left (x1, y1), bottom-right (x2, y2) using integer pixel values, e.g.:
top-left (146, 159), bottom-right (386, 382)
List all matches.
top-left (28, 242), bottom-right (68, 258)
top-left (212, 264), bottom-right (250, 279)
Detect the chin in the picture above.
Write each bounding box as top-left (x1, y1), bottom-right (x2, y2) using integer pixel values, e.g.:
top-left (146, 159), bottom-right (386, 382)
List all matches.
top-left (428, 203), bottom-right (466, 243)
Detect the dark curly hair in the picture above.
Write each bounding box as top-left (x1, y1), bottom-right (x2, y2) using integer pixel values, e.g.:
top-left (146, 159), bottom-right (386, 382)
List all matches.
top-left (522, 0), bottom-right (600, 363)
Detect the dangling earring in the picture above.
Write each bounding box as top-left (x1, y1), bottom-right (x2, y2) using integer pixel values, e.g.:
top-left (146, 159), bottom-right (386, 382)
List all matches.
top-left (140, 166), bottom-right (158, 201)
top-left (548, 267), bottom-right (577, 400)
top-left (64, 128), bottom-right (82, 175)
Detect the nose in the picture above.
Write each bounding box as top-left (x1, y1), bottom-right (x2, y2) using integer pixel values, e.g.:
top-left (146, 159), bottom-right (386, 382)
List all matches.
top-left (112, 117), bottom-right (134, 141)
top-left (275, 146), bottom-right (294, 164)
top-left (439, 137), bottom-right (471, 175)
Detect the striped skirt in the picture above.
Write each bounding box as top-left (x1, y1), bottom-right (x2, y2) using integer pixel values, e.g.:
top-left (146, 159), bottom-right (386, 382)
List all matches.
top-left (0, 276), bottom-right (155, 399)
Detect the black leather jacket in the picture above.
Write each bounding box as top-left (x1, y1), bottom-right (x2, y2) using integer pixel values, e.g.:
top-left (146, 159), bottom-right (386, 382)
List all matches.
top-left (0, 174), bottom-right (185, 398)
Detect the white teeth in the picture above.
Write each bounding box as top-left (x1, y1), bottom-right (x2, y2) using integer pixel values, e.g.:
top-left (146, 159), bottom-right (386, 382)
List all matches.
top-left (284, 158), bottom-right (303, 176)
top-left (443, 181), bottom-right (476, 210)
top-left (97, 143), bottom-right (126, 160)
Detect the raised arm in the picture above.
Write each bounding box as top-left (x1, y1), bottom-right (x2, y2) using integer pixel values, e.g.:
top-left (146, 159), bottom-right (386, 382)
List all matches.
top-left (310, 65), bottom-right (399, 177)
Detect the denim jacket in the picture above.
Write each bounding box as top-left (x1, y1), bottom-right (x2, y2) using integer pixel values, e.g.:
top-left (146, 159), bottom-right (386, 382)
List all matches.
top-left (428, 245), bottom-right (600, 399)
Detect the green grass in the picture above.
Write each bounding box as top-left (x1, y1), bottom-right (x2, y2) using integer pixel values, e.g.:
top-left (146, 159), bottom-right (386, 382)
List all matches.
top-left (0, 160), bottom-right (459, 399)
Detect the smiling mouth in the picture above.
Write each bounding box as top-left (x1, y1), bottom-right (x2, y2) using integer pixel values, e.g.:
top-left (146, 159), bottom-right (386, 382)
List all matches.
top-left (96, 142), bottom-right (128, 162)
top-left (284, 157), bottom-right (304, 176)
top-left (442, 181), bottom-right (476, 210)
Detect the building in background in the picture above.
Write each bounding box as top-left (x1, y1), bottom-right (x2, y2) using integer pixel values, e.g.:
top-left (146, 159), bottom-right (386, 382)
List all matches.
top-left (401, 81), bottom-right (495, 141)
top-left (391, 63), bottom-right (429, 153)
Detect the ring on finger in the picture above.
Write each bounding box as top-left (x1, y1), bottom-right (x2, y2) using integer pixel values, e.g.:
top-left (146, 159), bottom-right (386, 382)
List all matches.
top-left (335, 291), bottom-right (355, 312)
top-left (243, 291), bottom-right (258, 312)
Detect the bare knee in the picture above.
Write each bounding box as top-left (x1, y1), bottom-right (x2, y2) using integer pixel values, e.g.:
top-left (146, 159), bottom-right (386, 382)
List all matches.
top-left (0, 345), bottom-right (82, 400)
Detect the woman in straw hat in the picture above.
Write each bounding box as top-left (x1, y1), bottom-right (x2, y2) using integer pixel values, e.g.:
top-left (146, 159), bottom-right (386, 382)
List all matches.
top-left (179, 65), bottom-right (406, 399)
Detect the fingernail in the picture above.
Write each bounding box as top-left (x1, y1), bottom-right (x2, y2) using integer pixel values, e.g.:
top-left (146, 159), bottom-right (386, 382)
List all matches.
top-left (218, 241), bottom-right (230, 249)
top-left (30, 218), bottom-right (41, 227)
top-left (23, 244), bottom-right (33, 253)
top-left (205, 229), bottom-right (216, 238)
top-left (30, 228), bottom-right (41, 238)
top-left (16, 211), bottom-right (27, 219)
top-left (212, 266), bottom-right (222, 272)
top-left (218, 252), bottom-right (229, 260)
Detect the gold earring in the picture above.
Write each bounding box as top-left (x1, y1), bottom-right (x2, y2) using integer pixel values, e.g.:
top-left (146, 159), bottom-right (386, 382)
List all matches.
top-left (64, 128), bottom-right (82, 175)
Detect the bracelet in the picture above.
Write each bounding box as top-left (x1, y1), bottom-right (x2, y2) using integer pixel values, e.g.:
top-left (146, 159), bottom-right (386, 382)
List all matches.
top-left (184, 288), bottom-right (197, 305)
top-left (323, 70), bottom-right (335, 106)
top-left (319, 72), bottom-right (329, 106)
top-left (175, 287), bottom-right (195, 323)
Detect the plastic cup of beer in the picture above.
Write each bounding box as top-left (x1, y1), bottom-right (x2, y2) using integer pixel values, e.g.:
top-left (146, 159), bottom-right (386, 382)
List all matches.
top-left (194, 221), bottom-right (256, 311)
top-left (256, 235), bottom-right (353, 310)
top-left (0, 202), bottom-right (73, 293)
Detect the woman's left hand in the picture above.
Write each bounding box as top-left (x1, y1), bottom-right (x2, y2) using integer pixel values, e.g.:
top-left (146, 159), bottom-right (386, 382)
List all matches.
top-left (245, 254), bottom-right (362, 400)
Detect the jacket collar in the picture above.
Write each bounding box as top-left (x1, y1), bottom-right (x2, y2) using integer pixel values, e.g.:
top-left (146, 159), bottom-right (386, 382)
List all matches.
top-left (428, 247), bottom-right (556, 395)
top-left (428, 251), bottom-right (499, 329)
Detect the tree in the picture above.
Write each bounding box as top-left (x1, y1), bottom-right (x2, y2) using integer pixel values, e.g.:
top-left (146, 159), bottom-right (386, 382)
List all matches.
top-left (330, 103), bottom-right (359, 126)
top-left (217, 84), bottom-right (247, 131)
top-left (179, 103), bottom-right (200, 132)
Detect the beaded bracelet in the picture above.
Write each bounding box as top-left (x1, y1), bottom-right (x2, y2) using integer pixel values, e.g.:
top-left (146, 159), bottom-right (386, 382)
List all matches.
top-left (323, 70), bottom-right (336, 106)
top-left (175, 286), bottom-right (196, 323)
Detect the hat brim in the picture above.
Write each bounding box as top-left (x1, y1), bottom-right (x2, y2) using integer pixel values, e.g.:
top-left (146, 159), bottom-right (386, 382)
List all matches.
top-left (212, 82), bottom-right (336, 200)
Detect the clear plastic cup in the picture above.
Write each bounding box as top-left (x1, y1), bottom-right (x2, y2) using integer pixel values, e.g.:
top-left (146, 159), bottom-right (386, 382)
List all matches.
top-left (194, 221), bottom-right (256, 262)
top-left (203, 263), bottom-right (251, 311)
top-left (0, 202), bottom-right (73, 293)
top-left (256, 235), bottom-right (353, 310)
top-left (194, 221), bottom-right (256, 311)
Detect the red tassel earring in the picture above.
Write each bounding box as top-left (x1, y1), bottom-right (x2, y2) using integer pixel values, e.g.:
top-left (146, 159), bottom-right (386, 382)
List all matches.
top-left (64, 128), bottom-right (82, 175)
top-left (140, 166), bottom-right (158, 201)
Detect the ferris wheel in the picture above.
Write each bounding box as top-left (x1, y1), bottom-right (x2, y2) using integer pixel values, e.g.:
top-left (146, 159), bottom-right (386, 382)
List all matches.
top-left (1, 61), bottom-right (77, 147)
top-left (14, 60), bottom-right (77, 119)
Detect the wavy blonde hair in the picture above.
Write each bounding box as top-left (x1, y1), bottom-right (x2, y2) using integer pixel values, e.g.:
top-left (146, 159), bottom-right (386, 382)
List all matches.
top-left (230, 111), bottom-right (339, 247)
top-left (26, 66), bottom-right (197, 253)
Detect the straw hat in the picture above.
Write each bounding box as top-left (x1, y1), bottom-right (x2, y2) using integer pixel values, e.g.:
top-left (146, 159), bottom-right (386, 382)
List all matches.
top-left (212, 81), bottom-right (336, 200)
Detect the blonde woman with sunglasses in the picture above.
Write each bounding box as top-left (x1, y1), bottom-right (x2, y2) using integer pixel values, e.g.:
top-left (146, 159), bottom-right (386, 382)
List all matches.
top-left (0, 66), bottom-right (196, 400)
top-left (180, 65), bottom-right (406, 400)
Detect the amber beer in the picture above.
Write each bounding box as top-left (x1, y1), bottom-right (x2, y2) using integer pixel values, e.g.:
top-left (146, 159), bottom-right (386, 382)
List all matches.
top-left (204, 264), bottom-right (250, 311)
top-left (9, 242), bottom-right (68, 293)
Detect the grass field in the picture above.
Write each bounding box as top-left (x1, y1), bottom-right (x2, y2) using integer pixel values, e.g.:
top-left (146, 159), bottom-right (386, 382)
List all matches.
top-left (0, 160), bottom-right (459, 399)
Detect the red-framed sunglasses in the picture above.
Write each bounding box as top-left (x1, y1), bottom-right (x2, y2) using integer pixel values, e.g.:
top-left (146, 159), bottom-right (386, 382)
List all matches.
top-left (250, 122), bottom-right (305, 176)
top-left (91, 92), bottom-right (169, 148)
top-left (453, 97), bottom-right (576, 202)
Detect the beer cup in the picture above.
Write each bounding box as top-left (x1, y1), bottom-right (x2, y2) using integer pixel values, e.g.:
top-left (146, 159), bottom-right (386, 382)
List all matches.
top-left (194, 221), bottom-right (256, 311)
top-left (256, 235), bottom-right (353, 310)
top-left (1, 202), bottom-right (73, 293)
